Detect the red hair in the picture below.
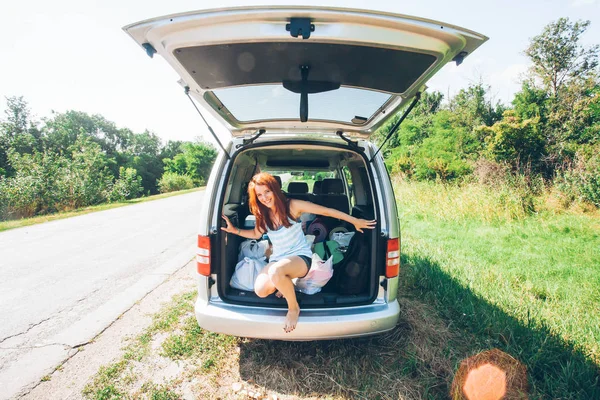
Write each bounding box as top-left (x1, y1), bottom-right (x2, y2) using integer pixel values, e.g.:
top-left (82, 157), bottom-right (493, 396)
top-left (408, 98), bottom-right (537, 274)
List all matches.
top-left (248, 172), bottom-right (293, 232)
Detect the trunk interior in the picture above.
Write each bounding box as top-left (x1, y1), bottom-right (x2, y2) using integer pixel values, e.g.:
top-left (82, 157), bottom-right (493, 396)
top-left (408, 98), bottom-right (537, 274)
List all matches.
top-left (217, 143), bottom-right (383, 309)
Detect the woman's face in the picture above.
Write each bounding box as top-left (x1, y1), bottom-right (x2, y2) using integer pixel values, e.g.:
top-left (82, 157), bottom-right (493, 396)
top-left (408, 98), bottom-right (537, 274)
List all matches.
top-left (254, 184), bottom-right (275, 209)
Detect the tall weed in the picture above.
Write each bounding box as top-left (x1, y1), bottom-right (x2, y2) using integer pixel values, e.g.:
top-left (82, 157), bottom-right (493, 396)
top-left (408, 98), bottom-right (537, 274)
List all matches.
top-left (555, 145), bottom-right (600, 208)
top-left (393, 176), bottom-right (537, 223)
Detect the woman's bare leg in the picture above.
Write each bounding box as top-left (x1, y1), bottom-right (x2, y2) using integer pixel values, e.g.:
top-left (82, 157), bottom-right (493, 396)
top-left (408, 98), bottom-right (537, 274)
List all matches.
top-left (254, 256), bottom-right (308, 332)
top-left (269, 256), bottom-right (308, 332)
top-left (254, 265), bottom-right (277, 298)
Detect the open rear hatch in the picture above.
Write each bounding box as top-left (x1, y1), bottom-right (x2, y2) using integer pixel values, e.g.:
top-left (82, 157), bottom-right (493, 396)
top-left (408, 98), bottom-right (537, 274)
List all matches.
top-left (124, 6), bottom-right (487, 138)
top-left (218, 141), bottom-right (382, 308)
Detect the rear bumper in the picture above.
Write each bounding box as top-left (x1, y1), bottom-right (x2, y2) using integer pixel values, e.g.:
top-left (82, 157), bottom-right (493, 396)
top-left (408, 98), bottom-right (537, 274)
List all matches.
top-left (195, 297), bottom-right (400, 340)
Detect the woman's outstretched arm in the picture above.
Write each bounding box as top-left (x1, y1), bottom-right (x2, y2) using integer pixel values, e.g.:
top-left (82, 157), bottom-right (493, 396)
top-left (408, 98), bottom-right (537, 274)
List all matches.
top-left (289, 199), bottom-right (376, 233)
top-left (221, 214), bottom-right (264, 239)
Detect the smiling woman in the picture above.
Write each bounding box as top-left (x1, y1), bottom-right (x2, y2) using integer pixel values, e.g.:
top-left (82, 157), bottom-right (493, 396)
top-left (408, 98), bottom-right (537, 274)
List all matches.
top-left (222, 171), bottom-right (376, 332)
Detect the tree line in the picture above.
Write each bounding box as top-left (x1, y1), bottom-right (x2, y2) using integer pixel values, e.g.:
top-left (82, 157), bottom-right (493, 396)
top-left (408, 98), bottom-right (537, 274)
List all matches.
top-left (1, 17), bottom-right (598, 221)
top-left (376, 18), bottom-right (599, 209)
top-left (0, 100), bottom-right (216, 221)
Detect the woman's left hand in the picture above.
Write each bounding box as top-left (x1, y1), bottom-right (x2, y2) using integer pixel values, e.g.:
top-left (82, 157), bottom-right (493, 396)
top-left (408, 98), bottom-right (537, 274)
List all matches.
top-left (354, 218), bottom-right (377, 233)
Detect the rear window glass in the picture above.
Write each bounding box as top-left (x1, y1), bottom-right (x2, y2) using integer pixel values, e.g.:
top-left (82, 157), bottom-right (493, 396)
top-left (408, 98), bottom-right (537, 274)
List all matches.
top-left (212, 85), bottom-right (390, 123)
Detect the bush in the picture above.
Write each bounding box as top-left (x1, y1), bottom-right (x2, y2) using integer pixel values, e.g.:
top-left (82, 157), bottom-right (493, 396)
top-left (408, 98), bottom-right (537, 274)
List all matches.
top-left (107, 167), bottom-right (144, 202)
top-left (0, 140), bottom-right (117, 220)
top-left (162, 141), bottom-right (217, 186)
top-left (473, 159), bottom-right (511, 186)
top-left (555, 146), bottom-right (600, 208)
top-left (383, 111), bottom-right (476, 182)
top-left (385, 137), bottom-right (473, 182)
top-left (158, 172), bottom-right (194, 193)
top-left (0, 174), bottom-right (41, 220)
top-left (477, 111), bottom-right (546, 173)
top-left (0, 150), bottom-right (68, 219)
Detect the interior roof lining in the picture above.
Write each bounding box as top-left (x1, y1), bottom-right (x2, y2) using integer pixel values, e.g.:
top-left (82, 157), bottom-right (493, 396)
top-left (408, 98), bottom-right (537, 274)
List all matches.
top-left (174, 42), bottom-right (436, 94)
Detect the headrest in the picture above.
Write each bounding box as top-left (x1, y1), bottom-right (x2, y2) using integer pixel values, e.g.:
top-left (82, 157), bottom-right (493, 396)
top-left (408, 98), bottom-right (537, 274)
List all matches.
top-left (313, 180), bottom-right (323, 194)
top-left (287, 181), bottom-right (309, 194)
top-left (321, 178), bottom-right (344, 194)
top-left (272, 175), bottom-right (282, 189)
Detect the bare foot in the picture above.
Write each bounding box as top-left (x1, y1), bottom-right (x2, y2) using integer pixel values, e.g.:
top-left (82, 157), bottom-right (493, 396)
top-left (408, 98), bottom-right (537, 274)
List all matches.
top-left (284, 308), bottom-right (300, 333)
top-left (275, 290), bottom-right (285, 299)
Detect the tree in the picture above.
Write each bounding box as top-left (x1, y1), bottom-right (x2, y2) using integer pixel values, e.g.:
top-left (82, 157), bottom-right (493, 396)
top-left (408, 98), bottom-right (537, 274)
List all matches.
top-left (523, 19), bottom-right (599, 173)
top-left (0, 96), bottom-right (42, 176)
top-left (525, 18), bottom-right (599, 97)
top-left (477, 110), bottom-right (546, 172)
top-left (42, 110), bottom-right (130, 159)
top-left (163, 141), bottom-right (217, 186)
top-left (123, 130), bottom-right (163, 194)
top-left (373, 90), bottom-right (445, 150)
top-left (160, 140), bottom-right (184, 160)
top-left (447, 82), bottom-right (505, 129)
top-left (512, 80), bottom-right (549, 121)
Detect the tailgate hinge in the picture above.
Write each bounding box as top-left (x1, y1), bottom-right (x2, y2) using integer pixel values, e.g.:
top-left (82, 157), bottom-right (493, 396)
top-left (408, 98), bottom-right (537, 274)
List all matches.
top-left (236, 129), bottom-right (266, 149)
top-left (336, 131), bottom-right (360, 149)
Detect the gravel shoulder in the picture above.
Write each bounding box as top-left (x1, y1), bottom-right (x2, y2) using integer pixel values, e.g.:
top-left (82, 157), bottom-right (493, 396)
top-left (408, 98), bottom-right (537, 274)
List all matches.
top-left (22, 261), bottom-right (197, 400)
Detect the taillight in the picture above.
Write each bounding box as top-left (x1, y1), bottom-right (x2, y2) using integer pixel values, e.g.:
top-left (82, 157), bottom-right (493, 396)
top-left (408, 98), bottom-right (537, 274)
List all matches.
top-left (386, 238), bottom-right (400, 278)
top-left (197, 235), bottom-right (211, 276)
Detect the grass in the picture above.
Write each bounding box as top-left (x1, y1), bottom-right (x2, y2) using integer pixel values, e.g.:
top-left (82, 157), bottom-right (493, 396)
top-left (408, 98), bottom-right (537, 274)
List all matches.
top-left (83, 291), bottom-right (237, 399)
top-left (138, 383), bottom-right (181, 400)
top-left (395, 179), bottom-right (600, 398)
top-left (393, 177), bottom-right (600, 223)
top-left (0, 187), bottom-right (203, 232)
top-left (81, 178), bottom-right (599, 399)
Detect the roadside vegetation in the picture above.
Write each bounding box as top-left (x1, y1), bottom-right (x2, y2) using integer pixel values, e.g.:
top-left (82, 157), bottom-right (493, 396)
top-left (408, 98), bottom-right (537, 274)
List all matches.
top-left (372, 18), bottom-right (599, 217)
top-left (0, 187), bottom-right (202, 232)
top-left (396, 179), bottom-right (600, 398)
top-left (83, 291), bottom-right (238, 400)
top-left (0, 102), bottom-right (217, 222)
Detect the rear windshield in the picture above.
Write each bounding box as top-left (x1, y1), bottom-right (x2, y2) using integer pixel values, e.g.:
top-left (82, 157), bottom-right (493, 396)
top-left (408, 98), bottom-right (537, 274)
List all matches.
top-left (212, 85), bottom-right (390, 123)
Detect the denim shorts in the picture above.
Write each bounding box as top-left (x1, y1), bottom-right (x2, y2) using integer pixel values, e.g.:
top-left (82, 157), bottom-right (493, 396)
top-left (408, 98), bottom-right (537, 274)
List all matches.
top-left (298, 255), bottom-right (312, 278)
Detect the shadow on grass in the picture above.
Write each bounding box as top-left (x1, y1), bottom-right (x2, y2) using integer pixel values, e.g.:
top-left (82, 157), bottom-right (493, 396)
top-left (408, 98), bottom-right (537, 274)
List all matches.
top-left (238, 254), bottom-right (600, 399)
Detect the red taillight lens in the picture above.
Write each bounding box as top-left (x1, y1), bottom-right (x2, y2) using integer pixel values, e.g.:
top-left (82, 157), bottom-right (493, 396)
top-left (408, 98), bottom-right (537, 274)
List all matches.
top-left (386, 238), bottom-right (400, 278)
top-left (197, 235), bottom-right (211, 276)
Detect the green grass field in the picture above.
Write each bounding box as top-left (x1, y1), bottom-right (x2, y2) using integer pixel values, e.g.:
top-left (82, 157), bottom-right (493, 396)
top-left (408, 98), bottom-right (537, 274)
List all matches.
top-left (395, 180), bottom-right (600, 398)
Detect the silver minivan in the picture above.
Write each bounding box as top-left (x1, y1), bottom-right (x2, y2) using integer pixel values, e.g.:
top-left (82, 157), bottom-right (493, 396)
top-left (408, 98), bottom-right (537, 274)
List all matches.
top-left (124, 6), bottom-right (486, 340)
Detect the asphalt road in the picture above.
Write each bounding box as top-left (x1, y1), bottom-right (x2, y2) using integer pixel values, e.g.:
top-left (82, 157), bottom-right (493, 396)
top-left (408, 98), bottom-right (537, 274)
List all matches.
top-left (0, 190), bottom-right (204, 399)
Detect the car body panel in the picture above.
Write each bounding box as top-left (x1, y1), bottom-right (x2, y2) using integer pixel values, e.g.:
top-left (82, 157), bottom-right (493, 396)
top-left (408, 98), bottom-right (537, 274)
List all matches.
top-left (195, 296), bottom-right (400, 340)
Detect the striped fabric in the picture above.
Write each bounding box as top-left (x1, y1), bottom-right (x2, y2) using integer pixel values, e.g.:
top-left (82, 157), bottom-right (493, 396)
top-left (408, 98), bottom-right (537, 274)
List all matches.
top-left (267, 218), bottom-right (312, 263)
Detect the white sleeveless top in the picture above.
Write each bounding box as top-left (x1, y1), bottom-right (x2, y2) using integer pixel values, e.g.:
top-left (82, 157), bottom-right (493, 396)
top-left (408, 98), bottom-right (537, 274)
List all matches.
top-left (267, 217), bottom-right (312, 262)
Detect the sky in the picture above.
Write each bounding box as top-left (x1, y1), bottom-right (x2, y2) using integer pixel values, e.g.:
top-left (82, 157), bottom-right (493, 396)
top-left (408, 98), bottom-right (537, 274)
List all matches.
top-left (1, 0), bottom-right (599, 145)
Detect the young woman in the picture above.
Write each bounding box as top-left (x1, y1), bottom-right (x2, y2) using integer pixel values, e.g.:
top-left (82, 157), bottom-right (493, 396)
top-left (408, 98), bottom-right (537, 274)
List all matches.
top-left (221, 172), bottom-right (376, 333)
